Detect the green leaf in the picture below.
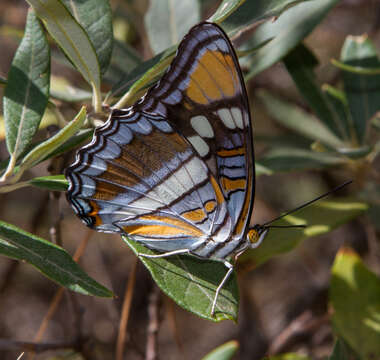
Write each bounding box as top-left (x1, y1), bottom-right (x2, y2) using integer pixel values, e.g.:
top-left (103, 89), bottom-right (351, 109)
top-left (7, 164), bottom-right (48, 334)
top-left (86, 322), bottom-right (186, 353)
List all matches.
top-left (257, 90), bottom-right (345, 149)
top-left (243, 0), bottom-right (339, 79)
top-left (2, 10), bottom-right (50, 179)
top-left (330, 248), bottom-right (380, 360)
top-left (220, 0), bottom-right (313, 35)
top-left (283, 44), bottom-right (345, 139)
top-left (61, 0), bottom-right (113, 75)
top-left (104, 39), bottom-right (142, 86)
top-left (259, 147), bottom-right (345, 172)
top-left (329, 338), bottom-right (359, 360)
top-left (265, 354), bottom-right (312, 360)
top-left (241, 199), bottom-right (368, 267)
top-left (27, 0), bottom-right (102, 111)
top-left (113, 46), bottom-right (176, 108)
top-left (340, 35), bottom-right (380, 145)
top-left (208, 0), bottom-right (245, 24)
top-left (0, 128), bottom-right (93, 177)
top-left (123, 237), bottom-right (239, 322)
top-left (0, 221), bottom-right (113, 297)
top-left (145, 0), bottom-right (200, 54)
top-left (202, 340), bottom-right (239, 360)
top-left (40, 128), bottom-right (94, 163)
top-left (19, 107), bottom-right (86, 171)
top-left (323, 84), bottom-right (352, 142)
top-left (50, 78), bottom-right (92, 103)
top-left (29, 174), bottom-right (68, 191)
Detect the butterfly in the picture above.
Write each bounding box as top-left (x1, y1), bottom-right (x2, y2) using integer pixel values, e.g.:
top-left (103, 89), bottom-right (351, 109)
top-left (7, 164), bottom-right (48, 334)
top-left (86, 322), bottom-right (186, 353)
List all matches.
top-left (66, 22), bottom-right (269, 317)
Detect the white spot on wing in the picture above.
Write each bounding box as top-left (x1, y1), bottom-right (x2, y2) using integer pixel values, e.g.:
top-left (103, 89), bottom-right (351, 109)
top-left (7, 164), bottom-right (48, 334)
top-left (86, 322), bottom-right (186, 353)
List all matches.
top-left (231, 107), bottom-right (244, 129)
top-left (217, 108), bottom-right (235, 129)
top-left (187, 135), bottom-right (210, 157)
top-left (190, 116), bottom-right (214, 138)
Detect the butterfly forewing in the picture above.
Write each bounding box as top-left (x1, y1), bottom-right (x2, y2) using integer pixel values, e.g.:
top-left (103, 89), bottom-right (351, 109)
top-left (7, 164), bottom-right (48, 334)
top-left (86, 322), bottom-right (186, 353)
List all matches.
top-left (138, 22), bottom-right (254, 238)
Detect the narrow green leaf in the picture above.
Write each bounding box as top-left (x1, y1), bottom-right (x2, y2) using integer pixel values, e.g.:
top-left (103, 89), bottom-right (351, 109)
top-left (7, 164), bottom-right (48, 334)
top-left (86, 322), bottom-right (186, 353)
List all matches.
top-left (0, 221), bottom-right (113, 297)
top-left (336, 145), bottom-right (372, 159)
top-left (255, 162), bottom-right (273, 176)
top-left (257, 90), bottom-right (345, 149)
top-left (0, 128), bottom-right (93, 176)
top-left (124, 237), bottom-right (239, 322)
top-left (40, 128), bottom-right (93, 163)
top-left (340, 35), bottom-right (380, 144)
top-left (145, 0), bottom-right (200, 54)
top-left (243, 0), bottom-right (339, 79)
top-left (220, 0), bottom-right (313, 35)
top-left (330, 248), bottom-right (380, 360)
top-left (329, 338), bottom-right (359, 360)
top-left (323, 84), bottom-right (352, 142)
top-left (61, 0), bottom-right (113, 75)
top-left (255, 133), bottom-right (312, 149)
top-left (29, 174), bottom-right (68, 191)
top-left (2, 10), bottom-right (50, 178)
top-left (20, 106), bottom-right (86, 170)
top-left (50, 80), bottom-right (92, 103)
top-left (202, 340), bottom-right (239, 360)
top-left (27, 0), bottom-right (102, 111)
top-left (283, 44), bottom-right (345, 139)
top-left (208, 0), bottom-right (245, 24)
top-left (110, 48), bottom-right (171, 101)
top-left (113, 47), bottom-right (175, 108)
top-left (265, 354), bottom-right (311, 360)
top-left (259, 147), bottom-right (346, 172)
top-left (241, 199), bottom-right (368, 267)
top-left (104, 39), bottom-right (142, 86)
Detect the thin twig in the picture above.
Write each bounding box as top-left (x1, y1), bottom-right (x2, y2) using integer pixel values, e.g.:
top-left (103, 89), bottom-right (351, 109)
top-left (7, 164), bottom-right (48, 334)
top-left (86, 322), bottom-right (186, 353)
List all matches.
top-left (146, 286), bottom-right (161, 360)
top-left (165, 298), bottom-right (186, 359)
top-left (268, 311), bottom-right (329, 355)
top-left (46, 125), bottom-right (64, 246)
top-left (28, 229), bottom-right (92, 360)
top-left (116, 257), bottom-right (138, 360)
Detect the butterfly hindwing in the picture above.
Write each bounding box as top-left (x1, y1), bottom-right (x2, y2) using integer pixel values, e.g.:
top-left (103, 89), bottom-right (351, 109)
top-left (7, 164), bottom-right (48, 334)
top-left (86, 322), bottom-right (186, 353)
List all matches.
top-left (66, 108), bottom-right (231, 252)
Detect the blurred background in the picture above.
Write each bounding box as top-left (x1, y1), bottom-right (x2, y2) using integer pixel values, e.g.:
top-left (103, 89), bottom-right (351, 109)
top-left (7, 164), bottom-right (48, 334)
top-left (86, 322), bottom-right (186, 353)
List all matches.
top-left (0, 0), bottom-right (379, 359)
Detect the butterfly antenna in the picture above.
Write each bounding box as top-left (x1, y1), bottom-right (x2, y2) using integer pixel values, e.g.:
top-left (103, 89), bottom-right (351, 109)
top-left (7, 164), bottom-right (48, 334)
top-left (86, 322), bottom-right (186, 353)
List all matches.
top-left (262, 180), bottom-right (353, 228)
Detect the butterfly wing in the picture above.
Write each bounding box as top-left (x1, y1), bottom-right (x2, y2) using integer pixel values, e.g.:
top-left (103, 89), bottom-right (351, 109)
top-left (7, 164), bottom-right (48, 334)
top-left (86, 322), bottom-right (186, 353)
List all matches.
top-left (66, 22), bottom-right (253, 256)
top-left (137, 22), bottom-right (255, 238)
top-left (66, 109), bottom-right (231, 252)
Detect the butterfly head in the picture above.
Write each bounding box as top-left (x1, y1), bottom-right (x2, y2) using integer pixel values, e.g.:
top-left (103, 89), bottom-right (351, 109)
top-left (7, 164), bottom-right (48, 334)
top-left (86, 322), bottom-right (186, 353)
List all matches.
top-left (247, 225), bottom-right (268, 249)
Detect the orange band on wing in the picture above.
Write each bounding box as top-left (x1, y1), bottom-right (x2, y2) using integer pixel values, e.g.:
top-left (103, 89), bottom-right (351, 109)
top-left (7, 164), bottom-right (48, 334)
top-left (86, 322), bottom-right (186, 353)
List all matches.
top-left (123, 215), bottom-right (204, 237)
top-left (182, 208), bottom-right (206, 222)
top-left (221, 177), bottom-right (246, 192)
top-left (182, 200), bottom-right (217, 223)
top-left (234, 181), bottom-right (252, 235)
top-left (88, 200), bottom-right (103, 226)
top-left (217, 147), bottom-right (245, 158)
top-left (210, 176), bottom-right (225, 204)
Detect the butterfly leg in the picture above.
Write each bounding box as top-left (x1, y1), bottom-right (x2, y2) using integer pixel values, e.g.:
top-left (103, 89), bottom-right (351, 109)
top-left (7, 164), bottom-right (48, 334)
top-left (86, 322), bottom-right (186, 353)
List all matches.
top-left (211, 260), bottom-right (234, 317)
top-left (138, 248), bottom-right (191, 259)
